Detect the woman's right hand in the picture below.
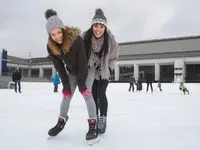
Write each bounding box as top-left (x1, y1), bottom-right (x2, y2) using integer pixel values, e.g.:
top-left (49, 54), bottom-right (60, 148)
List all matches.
top-left (62, 88), bottom-right (72, 99)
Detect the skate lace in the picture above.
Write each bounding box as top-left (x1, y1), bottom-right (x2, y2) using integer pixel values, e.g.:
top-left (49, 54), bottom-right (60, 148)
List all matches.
top-left (56, 123), bottom-right (62, 128)
top-left (55, 119), bottom-right (65, 128)
top-left (89, 124), bottom-right (95, 130)
top-left (88, 125), bottom-right (96, 135)
top-left (88, 120), bottom-right (96, 131)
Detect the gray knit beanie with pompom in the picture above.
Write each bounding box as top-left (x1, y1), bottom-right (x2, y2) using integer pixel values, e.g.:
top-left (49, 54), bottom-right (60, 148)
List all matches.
top-left (92, 8), bottom-right (107, 27)
top-left (45, 9), bottom-right (65, 34)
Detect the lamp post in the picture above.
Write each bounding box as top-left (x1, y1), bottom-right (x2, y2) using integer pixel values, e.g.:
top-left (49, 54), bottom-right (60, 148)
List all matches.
top-left (28, 52), bottom-right (32, 77)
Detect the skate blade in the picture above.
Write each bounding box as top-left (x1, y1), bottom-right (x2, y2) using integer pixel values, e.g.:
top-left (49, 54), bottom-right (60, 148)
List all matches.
top-left (87, 136), bottom-right (100, 146)
top-left (99, 133), bottom-right (105, 137)
top-left (47, 136), bottom-right (56, 140)
top-left (99, 131), bottom-right (106, 135)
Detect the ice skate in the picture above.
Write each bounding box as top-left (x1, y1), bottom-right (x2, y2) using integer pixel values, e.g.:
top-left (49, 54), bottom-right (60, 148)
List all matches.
top-left (48, 116), bottom-right (68, 137)
top-left (86, 118), bottom-right (100, 145)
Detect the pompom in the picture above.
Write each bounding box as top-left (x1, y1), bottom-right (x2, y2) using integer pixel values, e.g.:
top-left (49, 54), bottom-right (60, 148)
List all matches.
top-left (45, 9), bottom-right (57, 19)
top-left (95, 8), bottom-right (104, 15)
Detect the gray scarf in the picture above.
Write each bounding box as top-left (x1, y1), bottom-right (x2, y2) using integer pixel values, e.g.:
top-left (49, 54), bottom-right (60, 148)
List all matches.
top-left (88, 36), bottom-right (104, 68)
top-left (83, 30), bottom-right (118, 80)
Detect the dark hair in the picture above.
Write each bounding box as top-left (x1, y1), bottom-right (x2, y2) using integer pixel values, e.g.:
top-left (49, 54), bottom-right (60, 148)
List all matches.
top-left (84, 26), bottom-right (109, 58)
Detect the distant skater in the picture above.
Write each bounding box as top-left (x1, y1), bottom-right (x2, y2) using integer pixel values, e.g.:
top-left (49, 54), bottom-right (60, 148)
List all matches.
top-left (12, 67), bottom-right (22, 93)
top-left (146, 72), bottom-right (153, 93)
top-left (155, 80), bottom-right (162, 91)
top-left (179, 82), bottom-right (189, 94)
top-left (53, 72), bottom-right (60, 92)
top-left (129, 75), bottom-right (135, 92)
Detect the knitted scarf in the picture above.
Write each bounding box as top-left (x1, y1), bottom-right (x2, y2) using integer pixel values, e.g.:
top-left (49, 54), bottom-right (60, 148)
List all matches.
top-left (88, 36), bottom-right (104, 68)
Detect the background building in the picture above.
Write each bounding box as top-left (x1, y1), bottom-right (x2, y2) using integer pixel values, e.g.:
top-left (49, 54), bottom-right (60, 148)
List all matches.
top-left (115, 35), bottom-right (200, 83)
top-left (1, 35), bottom-right (200, 84)
top-left (0, 51), bottom-right (54, 88)
top-left (6, 55), bottom-right (54, 79)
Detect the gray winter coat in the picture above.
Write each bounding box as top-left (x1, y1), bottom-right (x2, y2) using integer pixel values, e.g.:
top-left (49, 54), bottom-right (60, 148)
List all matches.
top-left (81, 30), bottom-right (119, 80)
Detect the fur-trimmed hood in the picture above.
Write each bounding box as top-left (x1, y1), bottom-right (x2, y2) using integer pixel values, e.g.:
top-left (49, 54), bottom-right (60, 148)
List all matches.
top-left (47, 26), bottom-right (81, 55)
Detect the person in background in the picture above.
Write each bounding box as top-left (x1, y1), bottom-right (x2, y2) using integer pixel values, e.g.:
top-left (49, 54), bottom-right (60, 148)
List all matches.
top-left (53, 72), bottom-right (60, 92)
top-left (12, 67), bottom-right (22, 93)
top-left (146, 72), bottom-right (153, 93)
top-left (155, 80), bottom-right (162, 91)
top-left (136, 77), bottom-right (142, 92)
top-left (129, 75), bottom-right (135, 92)
top-left (179, 82), bottom-right (189, 94)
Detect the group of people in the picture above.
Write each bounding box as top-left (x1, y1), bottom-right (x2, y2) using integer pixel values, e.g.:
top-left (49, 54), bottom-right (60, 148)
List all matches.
top-left (12, 7), bottom-right (191, 144)
top-left (129, 72), bottom-right (162, 93)
top-left (45, 8), bottom-right (118, 142)
top-left (128, 72), bottom-right (190, 95)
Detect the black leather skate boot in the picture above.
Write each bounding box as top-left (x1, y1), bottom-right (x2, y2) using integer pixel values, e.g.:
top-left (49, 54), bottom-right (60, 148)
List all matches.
top-left (48, 116), bottom-right (68, 136)
top-left (86, 118), bottom-right (99, 140)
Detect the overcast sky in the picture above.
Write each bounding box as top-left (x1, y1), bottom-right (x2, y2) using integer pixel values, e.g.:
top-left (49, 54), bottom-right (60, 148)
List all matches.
top-left (1, 0), bottom-right (200, 58)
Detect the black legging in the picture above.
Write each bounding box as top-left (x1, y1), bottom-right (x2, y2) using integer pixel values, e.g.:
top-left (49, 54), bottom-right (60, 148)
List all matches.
top-left (129, 83), bottom-right (134, 91)
top-left (146, 82), bottom-right (153, 92)
top-left (92, 79), bottom-right (109, 117)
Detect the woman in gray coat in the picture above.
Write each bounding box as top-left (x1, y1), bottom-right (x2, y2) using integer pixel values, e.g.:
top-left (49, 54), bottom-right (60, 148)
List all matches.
top-left (81, 8), bottom-right (119, 135)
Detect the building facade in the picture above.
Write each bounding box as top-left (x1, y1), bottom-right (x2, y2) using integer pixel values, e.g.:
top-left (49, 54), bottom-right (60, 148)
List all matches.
top-left (115, 35), bottom-right (200, 82)
top-left (0, 52), bottom-right (55, 79)
top-left (6, 56), bottom-right (55, 79)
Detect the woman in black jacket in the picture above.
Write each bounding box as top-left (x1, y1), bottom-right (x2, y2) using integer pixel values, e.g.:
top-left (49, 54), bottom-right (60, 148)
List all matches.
top-left (45, 9), bottom-right (98, 141)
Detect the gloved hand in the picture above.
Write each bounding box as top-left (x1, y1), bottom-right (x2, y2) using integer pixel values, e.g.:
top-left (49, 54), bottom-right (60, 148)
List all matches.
top-left (80, 89), bottom-right (91, 99)
top-left (62, 89), bottom-right (72, 99)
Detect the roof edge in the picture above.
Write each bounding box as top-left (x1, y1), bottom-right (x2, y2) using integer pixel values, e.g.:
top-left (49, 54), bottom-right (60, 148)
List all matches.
top-left (119, 35), bottom-right (200, 45)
